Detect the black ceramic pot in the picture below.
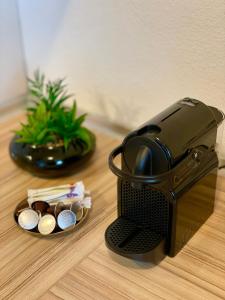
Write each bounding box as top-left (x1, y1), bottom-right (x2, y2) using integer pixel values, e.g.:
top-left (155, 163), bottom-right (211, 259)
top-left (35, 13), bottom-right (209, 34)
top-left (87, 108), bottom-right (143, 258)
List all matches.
top-left (9, 131), bottom-right (96, 178)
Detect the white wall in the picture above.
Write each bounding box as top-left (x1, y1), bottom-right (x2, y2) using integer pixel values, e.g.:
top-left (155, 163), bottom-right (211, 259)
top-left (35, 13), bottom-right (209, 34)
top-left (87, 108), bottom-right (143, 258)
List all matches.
top-left (0, 0), bottom-right (27, 109)
top-left (18, 0), bottom-right (225, 128)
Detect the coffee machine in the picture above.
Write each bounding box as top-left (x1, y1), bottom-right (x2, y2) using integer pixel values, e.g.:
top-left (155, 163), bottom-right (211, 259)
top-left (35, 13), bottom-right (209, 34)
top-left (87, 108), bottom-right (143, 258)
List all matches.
top-left (105, 98), bottom-right (224, 262)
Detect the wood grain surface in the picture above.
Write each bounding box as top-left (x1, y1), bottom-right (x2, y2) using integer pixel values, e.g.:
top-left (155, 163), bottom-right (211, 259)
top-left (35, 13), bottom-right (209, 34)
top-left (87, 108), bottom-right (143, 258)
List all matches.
top-left (0, 115), bottom-right (225, 300)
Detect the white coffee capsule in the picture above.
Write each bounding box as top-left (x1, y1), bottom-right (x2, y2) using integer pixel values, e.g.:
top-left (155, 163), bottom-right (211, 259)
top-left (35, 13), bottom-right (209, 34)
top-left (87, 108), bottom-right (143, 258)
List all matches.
top-left (75, 208), bottom-right (83, 221)
top-left (18, 209), bottom-right (39, 230)
top-left (57, 210), bottom-right (76, 230)
top-left (38, 214), bottom-right (56, 235)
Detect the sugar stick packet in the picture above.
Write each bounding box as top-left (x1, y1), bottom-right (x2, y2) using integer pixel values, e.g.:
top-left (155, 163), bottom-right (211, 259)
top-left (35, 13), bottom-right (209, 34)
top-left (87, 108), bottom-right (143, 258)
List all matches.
top-left (27, 181), bottom-right (91, 207)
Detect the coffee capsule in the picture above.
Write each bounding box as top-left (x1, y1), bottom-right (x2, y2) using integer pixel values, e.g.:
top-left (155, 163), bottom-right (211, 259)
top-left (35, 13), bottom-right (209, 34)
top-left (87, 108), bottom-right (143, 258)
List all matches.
top-left (18, 209), bottom-right (39, 230)
top-left (31, 201), bottom-right (50, 213)
top-left (38, 214), bottom-right (56, 235)
top-left (57, 210), bottom-right (76, 230)
top-left (75, 208), bottom-right (83, 222)
top-left (54, 202), bottom-right (65, 217)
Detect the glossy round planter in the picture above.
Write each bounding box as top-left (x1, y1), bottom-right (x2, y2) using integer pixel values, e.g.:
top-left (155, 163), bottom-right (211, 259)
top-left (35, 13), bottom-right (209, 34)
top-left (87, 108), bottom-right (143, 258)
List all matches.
top-left (9, 131), bottom-right (96, 178)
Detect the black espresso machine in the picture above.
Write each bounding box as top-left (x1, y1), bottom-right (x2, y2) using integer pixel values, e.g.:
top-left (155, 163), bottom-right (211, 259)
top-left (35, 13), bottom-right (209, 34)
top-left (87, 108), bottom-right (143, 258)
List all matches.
top-left (105, 98), bottom-right (224, 262)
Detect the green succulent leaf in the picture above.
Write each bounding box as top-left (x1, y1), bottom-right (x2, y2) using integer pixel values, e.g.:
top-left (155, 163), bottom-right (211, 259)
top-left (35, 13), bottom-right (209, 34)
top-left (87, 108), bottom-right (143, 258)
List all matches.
top-left (14, 70), bottom-right (92, 151)
top-left (75, 127), bottom-right (93, 152)
top-left (74, 113), bottom-right (87, 129)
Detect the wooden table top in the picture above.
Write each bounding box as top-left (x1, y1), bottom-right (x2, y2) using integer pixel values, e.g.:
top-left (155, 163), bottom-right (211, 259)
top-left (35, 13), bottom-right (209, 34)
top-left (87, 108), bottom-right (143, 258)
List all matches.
top-left (0, 115), bottom-right (225, 300)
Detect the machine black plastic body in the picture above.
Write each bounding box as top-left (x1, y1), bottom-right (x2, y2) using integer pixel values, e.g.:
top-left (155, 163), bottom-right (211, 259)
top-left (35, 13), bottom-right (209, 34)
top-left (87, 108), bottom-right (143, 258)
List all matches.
top-left (105, 98), bottom-right (223, 263)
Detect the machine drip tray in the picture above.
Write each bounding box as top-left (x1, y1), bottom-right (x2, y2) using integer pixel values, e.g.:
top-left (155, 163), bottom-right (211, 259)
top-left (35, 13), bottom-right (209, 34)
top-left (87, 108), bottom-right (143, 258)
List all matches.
top-left (105, 217), bottom-right (166, 262)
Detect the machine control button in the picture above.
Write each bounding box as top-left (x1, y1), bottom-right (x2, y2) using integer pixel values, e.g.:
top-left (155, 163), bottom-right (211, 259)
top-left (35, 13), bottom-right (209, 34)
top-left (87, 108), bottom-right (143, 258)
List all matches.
top-left (192, 150), bottom-right (203, 163)
top-left (180, 98), bottom-right (199, 106)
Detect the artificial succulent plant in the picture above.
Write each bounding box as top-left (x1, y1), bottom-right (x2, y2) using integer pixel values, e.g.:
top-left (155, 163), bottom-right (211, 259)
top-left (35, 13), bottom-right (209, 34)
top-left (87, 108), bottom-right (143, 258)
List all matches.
top-left (15, 70), bottom-right (92, 151)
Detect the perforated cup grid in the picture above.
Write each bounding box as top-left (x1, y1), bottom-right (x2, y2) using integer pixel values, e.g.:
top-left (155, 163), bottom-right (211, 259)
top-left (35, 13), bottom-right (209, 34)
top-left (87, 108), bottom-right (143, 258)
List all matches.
top-left (120, 181), bottom-right (169, 235)
top-left (106, 217), bottom-right (136, 246)
top-left (105, 217), bottom-right (162, 254)
top-left (105, 181), bottom-right (169, 254)
top-left (122, 229), bottom-right (161, 252)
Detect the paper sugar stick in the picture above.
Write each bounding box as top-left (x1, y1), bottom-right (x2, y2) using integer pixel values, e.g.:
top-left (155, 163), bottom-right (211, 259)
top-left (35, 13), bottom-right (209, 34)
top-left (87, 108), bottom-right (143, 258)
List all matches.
top-left (27, 181), bottom-right (85, 206)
